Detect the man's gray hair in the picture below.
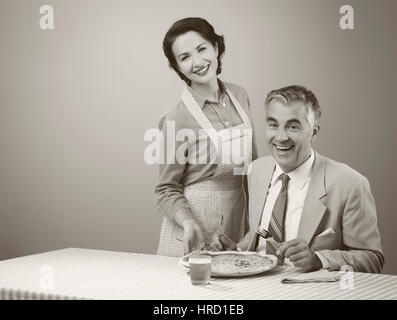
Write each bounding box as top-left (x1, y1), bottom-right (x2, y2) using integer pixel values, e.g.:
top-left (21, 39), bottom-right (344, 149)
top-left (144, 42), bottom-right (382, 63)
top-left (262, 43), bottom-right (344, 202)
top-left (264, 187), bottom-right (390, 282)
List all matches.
top-left (265, 85), bottom-right (321, 128)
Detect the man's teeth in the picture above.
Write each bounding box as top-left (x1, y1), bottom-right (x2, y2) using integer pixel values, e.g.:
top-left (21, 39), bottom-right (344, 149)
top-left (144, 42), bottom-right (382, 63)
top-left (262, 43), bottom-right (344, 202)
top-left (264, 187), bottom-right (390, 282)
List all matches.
top-left (275, 145), bottom-right (293, 151)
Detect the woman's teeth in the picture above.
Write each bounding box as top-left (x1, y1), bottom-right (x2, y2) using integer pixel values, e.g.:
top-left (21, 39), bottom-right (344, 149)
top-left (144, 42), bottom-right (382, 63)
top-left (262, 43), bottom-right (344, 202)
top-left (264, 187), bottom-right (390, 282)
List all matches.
top-left (194, 65), bottom-right (209, 75)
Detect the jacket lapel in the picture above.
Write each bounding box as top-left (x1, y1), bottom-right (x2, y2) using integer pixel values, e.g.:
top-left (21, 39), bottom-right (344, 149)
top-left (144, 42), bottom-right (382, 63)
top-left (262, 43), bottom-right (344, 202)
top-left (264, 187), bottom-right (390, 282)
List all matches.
top-left (297, 153), bottom-right (327, 245)
top-left (248, 158), bottom-right (275, 250)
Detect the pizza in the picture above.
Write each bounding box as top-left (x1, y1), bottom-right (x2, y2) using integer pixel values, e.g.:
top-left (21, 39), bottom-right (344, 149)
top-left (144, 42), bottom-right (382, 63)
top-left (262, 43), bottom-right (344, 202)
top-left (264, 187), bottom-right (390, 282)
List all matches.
top-left (180, 251), bottom-right (276, 277)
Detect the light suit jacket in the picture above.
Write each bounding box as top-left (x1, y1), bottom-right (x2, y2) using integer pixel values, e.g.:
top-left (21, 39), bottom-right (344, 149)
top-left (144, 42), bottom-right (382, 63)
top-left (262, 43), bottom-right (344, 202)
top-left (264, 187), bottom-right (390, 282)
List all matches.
top-left (238, 152), bottom-right (384, 273)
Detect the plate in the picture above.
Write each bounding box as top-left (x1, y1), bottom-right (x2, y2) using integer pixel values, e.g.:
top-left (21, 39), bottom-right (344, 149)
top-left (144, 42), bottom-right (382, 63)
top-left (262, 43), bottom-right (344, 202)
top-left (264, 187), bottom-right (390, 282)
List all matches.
top-left (179, 250), bottom-right (277, 277)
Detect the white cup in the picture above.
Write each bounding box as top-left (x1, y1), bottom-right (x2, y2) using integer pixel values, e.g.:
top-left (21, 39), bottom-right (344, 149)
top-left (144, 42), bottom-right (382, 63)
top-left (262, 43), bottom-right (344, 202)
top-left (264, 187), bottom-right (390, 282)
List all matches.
top-left (189, 256), bottom-right (212, 285)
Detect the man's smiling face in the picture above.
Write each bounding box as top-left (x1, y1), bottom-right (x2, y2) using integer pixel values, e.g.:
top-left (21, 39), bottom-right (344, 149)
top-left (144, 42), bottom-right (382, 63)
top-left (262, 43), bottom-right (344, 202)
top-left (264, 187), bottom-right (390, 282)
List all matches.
top-left (265, 100), bottom-right (318, 173)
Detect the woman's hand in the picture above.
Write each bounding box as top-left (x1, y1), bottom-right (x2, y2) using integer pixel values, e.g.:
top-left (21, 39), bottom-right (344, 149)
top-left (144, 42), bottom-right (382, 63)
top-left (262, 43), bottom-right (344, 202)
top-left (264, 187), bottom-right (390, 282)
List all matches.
top-left (207, 233), bottom-right (237, 251)
top-left (182, 219), bottom-right (205, 254)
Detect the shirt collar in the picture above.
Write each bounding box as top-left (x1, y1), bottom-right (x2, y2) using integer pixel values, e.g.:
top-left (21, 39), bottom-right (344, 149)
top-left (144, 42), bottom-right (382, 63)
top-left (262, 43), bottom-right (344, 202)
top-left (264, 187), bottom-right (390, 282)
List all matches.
top-left (271, 149), bottom-right (315, 190)
top-left (186, 78), bottom-right (226, 109)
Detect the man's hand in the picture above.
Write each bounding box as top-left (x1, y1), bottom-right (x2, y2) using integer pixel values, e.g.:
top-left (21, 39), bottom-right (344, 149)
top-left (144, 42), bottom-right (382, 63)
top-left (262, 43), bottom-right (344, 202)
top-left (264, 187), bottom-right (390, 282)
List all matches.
top-left (277, 239), bottom-right (322, 272)
top-left (182, 219), bottom-right (205, 254)
top-left (207, 233), bottom-right (237, 251)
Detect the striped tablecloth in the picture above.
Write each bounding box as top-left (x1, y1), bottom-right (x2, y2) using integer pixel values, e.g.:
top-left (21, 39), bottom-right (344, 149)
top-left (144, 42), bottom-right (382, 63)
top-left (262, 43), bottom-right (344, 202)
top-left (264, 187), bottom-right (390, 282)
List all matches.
top-left (0, 248), bottom-right (395, 300)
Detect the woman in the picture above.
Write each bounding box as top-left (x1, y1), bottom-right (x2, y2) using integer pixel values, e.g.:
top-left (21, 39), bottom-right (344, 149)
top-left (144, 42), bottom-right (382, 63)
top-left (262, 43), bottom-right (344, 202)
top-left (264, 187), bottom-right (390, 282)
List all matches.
top-left (156, 17), bottom-right (257, 256)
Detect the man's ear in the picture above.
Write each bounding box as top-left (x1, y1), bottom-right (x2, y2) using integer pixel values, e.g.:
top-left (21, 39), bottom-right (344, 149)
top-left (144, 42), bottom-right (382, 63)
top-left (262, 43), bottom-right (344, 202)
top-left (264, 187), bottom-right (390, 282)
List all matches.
top-left (311, 125), bottom-right (320, 142)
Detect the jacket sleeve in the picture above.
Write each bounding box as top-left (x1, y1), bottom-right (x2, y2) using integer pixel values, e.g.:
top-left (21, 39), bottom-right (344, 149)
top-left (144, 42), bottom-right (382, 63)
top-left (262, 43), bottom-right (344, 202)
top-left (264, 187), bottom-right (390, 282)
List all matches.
top-left (317, 176), bottom-right (384, 273)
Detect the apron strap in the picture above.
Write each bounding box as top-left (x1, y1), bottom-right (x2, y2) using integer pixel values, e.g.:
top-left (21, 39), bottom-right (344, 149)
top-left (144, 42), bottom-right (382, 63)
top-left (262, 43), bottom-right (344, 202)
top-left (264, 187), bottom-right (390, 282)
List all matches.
top-left (181, 87), bottom-right (218, 147)
top-left (181, 84), bottom-right (253, 170)
top-left (225, 88), bottom-right (252, 130)
top-left (181, 85), bottom-right (252, 131)
top-left (181, 87), bottom-right (213, 130)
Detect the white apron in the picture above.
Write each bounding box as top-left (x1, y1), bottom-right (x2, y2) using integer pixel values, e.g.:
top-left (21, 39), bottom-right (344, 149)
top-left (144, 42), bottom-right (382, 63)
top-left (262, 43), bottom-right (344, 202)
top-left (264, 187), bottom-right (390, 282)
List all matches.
top-left (157, 86), bottom-right (253, 257)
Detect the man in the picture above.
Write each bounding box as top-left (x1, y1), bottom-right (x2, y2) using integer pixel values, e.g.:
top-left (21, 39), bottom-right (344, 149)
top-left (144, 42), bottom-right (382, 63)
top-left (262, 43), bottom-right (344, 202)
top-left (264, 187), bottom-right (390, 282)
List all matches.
top-left (210, 85), bottom-right (384, 273)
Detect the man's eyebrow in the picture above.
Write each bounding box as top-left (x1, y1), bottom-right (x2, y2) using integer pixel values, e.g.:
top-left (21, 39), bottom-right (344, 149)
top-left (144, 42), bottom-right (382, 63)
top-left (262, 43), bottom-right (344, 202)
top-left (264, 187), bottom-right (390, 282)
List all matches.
top-left (266, 116), bottom-right (278, 122)
top-left (286, 118), bottom-right (302, 125)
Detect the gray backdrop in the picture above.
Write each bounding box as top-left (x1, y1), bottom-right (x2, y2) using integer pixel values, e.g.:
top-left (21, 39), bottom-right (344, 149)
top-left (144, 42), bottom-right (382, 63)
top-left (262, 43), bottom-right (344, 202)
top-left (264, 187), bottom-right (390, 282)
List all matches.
top-left (1, 0), bottom-right (396, 274)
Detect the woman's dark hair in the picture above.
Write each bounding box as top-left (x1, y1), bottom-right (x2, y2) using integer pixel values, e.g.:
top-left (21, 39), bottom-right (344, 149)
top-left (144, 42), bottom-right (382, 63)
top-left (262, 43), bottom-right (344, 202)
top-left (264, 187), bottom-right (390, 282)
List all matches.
top-left (162, 17), bottom-right (225, 86)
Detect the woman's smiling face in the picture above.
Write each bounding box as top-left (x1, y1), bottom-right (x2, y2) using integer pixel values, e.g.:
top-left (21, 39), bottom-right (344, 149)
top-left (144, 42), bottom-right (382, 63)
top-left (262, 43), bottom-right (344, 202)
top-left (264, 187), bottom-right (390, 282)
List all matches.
top-left (171, 31), bottom-right (218, 87)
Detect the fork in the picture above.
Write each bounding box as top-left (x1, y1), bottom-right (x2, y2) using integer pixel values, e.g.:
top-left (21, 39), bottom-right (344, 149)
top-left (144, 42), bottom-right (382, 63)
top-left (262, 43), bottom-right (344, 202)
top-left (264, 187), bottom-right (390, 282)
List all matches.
top-left (255, 226), bottom-right (279, 244)
top-left (216, 215), bottom-right (224, 235)
top-left (256, 226), bottom-right (285, 263)
top-left (215, 215), bottom-right (225, 250)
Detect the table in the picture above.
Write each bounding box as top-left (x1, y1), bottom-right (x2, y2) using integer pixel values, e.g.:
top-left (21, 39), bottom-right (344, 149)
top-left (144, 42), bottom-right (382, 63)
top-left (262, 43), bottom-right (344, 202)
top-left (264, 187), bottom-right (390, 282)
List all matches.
top-left (0, 248), bottom-right (395, 300)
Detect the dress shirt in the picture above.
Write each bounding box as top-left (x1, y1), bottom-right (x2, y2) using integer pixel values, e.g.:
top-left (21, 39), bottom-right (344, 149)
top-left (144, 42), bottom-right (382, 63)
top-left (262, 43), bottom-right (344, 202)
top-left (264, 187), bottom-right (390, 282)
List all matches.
top-left (155, 79), bottom-right (258, 226)
top-left (256, 150), bottom-right (329, 268)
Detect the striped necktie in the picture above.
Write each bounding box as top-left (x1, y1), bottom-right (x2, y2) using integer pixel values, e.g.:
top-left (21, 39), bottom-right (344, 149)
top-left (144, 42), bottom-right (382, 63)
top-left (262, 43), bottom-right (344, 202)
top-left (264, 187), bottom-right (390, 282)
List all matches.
top-left (266, 173), bottom-right (290, 264)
